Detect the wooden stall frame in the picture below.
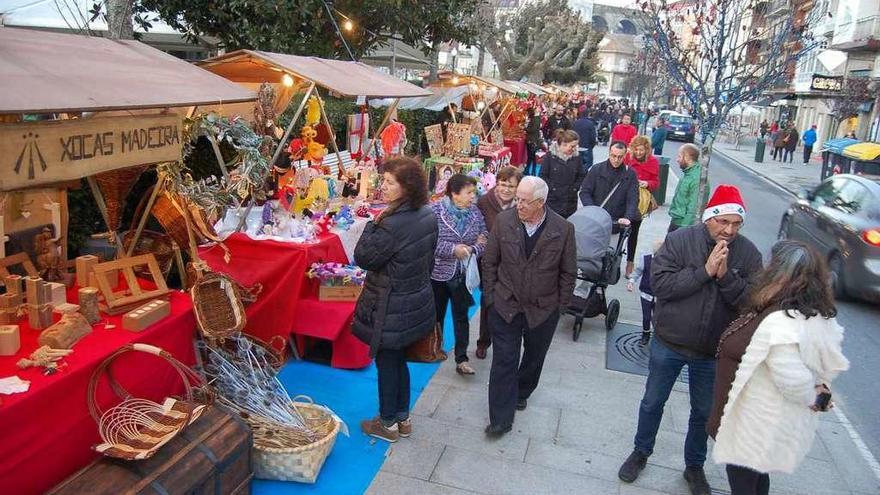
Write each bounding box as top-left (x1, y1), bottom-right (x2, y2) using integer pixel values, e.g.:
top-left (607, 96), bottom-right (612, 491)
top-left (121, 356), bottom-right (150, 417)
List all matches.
top-left (0, 252), bottom-right (38, 279)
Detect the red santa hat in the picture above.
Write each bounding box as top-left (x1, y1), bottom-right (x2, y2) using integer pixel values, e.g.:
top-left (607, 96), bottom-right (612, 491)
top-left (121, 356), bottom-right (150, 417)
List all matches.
top-left (702, 185), bottom-right (746, 222)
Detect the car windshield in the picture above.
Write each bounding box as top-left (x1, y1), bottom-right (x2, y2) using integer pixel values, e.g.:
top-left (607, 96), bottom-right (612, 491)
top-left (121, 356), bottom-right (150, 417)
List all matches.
top-left (669, 116), bottom-right (692, 124)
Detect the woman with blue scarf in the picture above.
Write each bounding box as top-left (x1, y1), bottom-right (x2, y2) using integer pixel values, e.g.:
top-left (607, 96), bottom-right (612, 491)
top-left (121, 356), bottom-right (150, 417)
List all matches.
top-left (431, 174), bottom-right (488, 375)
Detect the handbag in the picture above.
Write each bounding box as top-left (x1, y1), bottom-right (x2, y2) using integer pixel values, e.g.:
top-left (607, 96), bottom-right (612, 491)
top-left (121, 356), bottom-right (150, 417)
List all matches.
top-left (638, 186), bottom-right (659, 216)
top-left (406, 322), bottom-right (447, 363)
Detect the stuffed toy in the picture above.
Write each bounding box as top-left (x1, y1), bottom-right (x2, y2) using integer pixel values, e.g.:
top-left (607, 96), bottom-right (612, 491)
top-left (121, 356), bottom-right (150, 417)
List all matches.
top-left (305, 96), bottom-right (321, 126)
top-left (300, 125), bottom-right (326, 163)
top-left (380, 121), bottom-right (407, 156)
top-left (287, 138), bottom-right (305, 161)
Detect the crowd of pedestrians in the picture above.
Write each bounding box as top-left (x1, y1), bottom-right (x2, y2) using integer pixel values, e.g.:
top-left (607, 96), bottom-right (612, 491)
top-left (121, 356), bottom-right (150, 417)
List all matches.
top-left (350, 96), bottom-right (849, 495)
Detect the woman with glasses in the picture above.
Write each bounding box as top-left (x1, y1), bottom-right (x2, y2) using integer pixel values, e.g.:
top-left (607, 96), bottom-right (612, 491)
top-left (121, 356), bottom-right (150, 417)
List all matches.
top-left (475, 166), bottom-right (523, 359)
top-left (431, 174), bottom-right (488, 375)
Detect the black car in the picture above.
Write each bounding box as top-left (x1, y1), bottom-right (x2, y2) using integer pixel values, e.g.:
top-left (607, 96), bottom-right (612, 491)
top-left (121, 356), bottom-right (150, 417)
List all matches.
top-left (778, 174), bottom-right (880, 301)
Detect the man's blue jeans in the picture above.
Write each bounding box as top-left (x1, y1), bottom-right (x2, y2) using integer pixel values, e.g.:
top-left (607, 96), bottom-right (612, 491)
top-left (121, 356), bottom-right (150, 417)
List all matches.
top-left (633, 336), bottom-right (716, 467)
top-left (579, 149), bottom-right (593, 174)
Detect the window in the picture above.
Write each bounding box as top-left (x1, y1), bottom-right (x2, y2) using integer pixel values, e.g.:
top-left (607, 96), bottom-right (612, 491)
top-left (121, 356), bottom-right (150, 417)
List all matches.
top-left (833, 180), bottom-right (871, 214)
top-left (617, 19), bottom-right (637, 35)
top-left (593, 16), bottom-right (609, 32)
top-left (812, 177), bottom-right (845, 206)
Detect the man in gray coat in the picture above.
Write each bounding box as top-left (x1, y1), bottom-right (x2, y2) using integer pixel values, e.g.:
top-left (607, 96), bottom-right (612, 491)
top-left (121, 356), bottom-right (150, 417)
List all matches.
top-left (482, 176), bottom-right (577, 437)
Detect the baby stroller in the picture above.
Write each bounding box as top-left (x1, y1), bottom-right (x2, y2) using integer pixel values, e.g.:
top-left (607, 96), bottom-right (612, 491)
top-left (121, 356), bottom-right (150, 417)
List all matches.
top-left (565, 206), bottom-right (630, 341)
top-left (597, 122), bottom-right (610, 145)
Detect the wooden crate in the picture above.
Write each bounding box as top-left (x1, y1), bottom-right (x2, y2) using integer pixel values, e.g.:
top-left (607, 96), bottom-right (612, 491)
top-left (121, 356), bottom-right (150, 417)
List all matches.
top-left (318, 284), bottom-right (363, 302)
top-left (49, 406), bottom-right (253, 495)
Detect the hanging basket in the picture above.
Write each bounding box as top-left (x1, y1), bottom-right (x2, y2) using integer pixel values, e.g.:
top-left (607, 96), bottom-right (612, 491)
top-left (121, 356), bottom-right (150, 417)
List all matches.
top-left (251, 398), bottom-right (340, 483)
top-left (94, 165), bottom-right (149, 233)
top-left (87, 343), bottom-right (214, 461)
top-left (190, 272), bottom-right (247, 341)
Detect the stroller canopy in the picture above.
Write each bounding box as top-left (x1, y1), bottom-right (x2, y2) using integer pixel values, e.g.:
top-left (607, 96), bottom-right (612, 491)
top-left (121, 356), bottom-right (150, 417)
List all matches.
top-left (569, 206), bottom-right (612, 280)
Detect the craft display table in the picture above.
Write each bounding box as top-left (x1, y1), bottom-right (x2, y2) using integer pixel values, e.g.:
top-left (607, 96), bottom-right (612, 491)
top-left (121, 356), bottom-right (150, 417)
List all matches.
top-left (0, 288), bottom-right (197, 495)
top-left (199, 232), bottom-right (371, 369)
top-left (479, 146), bottom-right (512, 173)
top-left (504, 137), bottom-right (527, 166)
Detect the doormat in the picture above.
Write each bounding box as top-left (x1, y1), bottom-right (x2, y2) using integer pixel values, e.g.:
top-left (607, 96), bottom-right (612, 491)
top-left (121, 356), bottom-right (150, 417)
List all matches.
top-left (605, 322), bottom-right (688, 383)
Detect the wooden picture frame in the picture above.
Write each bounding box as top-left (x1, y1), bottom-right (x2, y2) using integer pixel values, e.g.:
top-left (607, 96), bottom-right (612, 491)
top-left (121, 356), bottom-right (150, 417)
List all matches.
top-left (92, 254), bottom-right (169, 315)
top-left (0, 252), bottom-right (39, 281)
top-left (446, 123), bottom-right (472, 157)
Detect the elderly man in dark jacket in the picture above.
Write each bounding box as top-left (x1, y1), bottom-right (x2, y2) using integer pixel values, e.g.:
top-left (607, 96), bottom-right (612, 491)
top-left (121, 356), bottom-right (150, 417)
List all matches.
top-left (482, 176), bottom-right (577, 437)
top-left (617, 185), bottom-right (763, 495)
top-left (579, 141), bottom-right (639, 229)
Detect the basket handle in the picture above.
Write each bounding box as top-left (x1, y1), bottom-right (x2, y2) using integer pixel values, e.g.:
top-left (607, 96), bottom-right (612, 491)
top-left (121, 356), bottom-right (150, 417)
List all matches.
top-left (87, 343), bottom-right (213, 428)
top-left (129, 185), bottom-right (156, 232)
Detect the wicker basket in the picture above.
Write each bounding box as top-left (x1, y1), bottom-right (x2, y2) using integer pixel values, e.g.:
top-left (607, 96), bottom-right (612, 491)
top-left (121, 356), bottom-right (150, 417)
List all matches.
top-left (94, 165), bottom-right (148, 233)
top-left (190, 272), bottom-right (247, 341)
top-left (251, 399), bottom-right (340, 483)
top-left (88, 343), bottom-right (215, 461)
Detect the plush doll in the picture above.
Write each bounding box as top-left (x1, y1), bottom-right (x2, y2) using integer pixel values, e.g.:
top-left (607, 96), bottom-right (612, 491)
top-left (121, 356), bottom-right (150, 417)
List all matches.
top-left (287, 138), bottom-right (305, 161)
top-left (380, 120), bottom-right (407, 156)
top-left (300, 125), bottom-right (326, 163)
top-left (305, 96), bottom-right (321, 126)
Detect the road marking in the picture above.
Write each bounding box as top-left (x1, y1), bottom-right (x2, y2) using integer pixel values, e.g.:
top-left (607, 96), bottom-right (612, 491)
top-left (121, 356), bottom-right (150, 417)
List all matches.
top-left (833, 405), bottom-right (880, 481)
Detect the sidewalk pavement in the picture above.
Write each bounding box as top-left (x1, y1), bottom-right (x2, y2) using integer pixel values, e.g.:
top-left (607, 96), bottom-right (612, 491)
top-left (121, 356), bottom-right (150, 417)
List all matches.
top-left (366, 153), bottom-right (880, 495)
top-left (713, 139), bottom-right (822, 196)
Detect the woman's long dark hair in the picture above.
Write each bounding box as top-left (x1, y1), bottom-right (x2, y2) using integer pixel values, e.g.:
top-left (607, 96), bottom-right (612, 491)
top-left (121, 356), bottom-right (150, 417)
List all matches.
top-left (746, 240), bottom-right (837, 318)
top-left (377, 157), bottom-right (429, 222)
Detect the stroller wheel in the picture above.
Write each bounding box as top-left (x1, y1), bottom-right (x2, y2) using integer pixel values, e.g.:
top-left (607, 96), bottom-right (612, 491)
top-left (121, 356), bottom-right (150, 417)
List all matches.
top-left (605, 299), bottom-right (620, 331)
top-left (573, 321), bottom-right (582, 341)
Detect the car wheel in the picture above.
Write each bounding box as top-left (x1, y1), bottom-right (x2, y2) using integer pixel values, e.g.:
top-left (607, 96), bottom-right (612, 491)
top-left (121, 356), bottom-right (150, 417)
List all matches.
top-left (828, 253), bottom-right (849, 300)
top-left (777, 215), bottom-right (790, 240)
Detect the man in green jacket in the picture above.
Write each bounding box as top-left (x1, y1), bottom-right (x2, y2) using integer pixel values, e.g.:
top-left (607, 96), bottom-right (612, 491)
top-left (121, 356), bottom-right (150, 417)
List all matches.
top-left (668, 143), bottom-right (704, 232)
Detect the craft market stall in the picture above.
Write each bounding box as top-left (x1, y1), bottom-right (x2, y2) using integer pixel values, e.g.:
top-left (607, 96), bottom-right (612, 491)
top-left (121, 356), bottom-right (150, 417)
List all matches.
top-left (0, 27), bottom-right (258, 495)
top-left (195, 50), bottom-right (431, 369)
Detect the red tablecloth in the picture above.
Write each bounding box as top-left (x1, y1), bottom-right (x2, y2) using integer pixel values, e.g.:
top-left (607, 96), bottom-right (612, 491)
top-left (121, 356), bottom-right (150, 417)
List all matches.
top-left (504, 137), bottom-right (527, 166)
top-left (198, 233), bottom-right (370, 369)
top-left (0, 288), bottom-right (197, 495)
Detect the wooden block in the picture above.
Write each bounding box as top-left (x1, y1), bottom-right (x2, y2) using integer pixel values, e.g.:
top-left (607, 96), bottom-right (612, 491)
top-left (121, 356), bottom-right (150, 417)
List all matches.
top-left (48, 282), bottom-right (67, 306)
top-left (25, 276), bottom-right (45, 303)
top-left (28, 283), bottom-right (54, 330)
top-left (75, 255), bottom-right (99, 287)
top-left (0, 293), bottom-right (21, 325)
top-left (122, 299), bottom-right (171, 332)
top-left (39, 313), bottom-right (91, 349)
top-left (78, 287), bottom-right (101, 324)
top-left (53, 303), bottom-right (80, 315)
top-left (4, 274), bottom-right (23, 296)
top-left (0, 324), bottom-right (20, 356)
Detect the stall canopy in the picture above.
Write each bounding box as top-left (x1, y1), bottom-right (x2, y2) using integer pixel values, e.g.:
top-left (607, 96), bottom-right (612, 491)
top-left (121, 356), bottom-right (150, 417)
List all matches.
top-left (369, 86), bottom-right (470, 111)
top-left (505, 80), bottom-right (547, 96)
top-left (0, 27), bottom-right (256, 114)
top-left (198, 49), bottom-right (431, 98)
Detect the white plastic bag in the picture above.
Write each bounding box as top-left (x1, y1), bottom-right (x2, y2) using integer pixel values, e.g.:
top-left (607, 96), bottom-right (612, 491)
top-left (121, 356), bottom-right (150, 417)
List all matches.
top-left (465, 254), bottom-right (480, 294)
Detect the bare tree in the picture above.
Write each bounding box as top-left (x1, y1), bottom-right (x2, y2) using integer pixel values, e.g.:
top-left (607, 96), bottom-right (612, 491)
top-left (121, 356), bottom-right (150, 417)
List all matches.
top-left (824, 77), bottom-right (875, 139)
top-left (484, 0), bottom-right (600, 84)
top-left (640, 0), bottom-right (824, 212)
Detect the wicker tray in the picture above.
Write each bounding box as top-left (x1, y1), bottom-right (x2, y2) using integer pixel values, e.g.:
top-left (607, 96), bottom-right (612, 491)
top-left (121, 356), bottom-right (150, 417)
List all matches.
top-left (191, 272), bottom-right (247, 341)
top-left (251, 400), bottom-right (340, 483)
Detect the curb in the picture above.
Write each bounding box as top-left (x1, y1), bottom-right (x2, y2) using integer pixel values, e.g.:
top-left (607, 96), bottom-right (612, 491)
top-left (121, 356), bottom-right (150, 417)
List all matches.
top-left (713, 146), bottom-right (797, 197)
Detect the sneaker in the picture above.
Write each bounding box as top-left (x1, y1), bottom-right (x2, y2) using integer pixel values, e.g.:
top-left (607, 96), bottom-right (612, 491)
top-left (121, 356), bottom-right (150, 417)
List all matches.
top-left (516, 398), bottom-right (528, 411)
top-left (397, 418), bottom-right (412, 438)
top-left (618, 450), bottom-right (648, 482)
top-left (456, 362), bottom-right (476, 375)
top-left (360, 417), bottom-right (399, 443)
top-left (683, 466), bottom-right (711, 495)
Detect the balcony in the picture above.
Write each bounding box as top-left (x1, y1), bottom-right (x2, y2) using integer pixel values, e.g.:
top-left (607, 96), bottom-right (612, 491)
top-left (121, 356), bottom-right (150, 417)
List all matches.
top-left (832, 15), bottom-right (880, 52)
top-left (767, 0), bottom-right (790, 18)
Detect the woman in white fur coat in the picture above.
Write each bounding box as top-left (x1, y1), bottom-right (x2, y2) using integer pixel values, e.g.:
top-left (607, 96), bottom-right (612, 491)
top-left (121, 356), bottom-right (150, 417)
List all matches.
top-left (708, 240), bottom-right (849, 495)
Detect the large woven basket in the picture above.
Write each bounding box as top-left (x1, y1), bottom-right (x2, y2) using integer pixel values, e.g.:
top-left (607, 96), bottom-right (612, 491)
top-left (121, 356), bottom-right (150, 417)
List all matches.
top-left (88, 343), bottom-right (214, 461)
top-left (251, 400), bottom-right (340, 483)
top-left (190, 271), bottom-right (247, 342)
top-left (94, 165), bottom-right (148, 233)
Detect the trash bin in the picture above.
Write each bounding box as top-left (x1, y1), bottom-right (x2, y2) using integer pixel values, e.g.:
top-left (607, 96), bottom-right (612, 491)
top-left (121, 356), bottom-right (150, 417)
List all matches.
top-left (654, 157), bottom-right (670, 205)
top-left (755, 139), bottom-right (766, 163)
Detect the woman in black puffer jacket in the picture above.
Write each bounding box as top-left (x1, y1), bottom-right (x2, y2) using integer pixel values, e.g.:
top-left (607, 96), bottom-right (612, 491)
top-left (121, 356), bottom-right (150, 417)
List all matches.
top-left (353, 157), bottom-right (438, 443)
top-left (539, 129), bottom-right (585, 218)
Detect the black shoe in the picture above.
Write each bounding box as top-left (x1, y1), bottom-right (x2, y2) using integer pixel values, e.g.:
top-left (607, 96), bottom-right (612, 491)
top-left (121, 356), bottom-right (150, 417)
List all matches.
top-left (618, 450), bottom-right (648, 482)
top-left (640, 332), bottom-right (650, 346)
top-left (683, 466), bottom-right (711, 495)
top-left (484, 423), bottom-right (512, 438)
top-left (516, 398), bottom-right (528, 411)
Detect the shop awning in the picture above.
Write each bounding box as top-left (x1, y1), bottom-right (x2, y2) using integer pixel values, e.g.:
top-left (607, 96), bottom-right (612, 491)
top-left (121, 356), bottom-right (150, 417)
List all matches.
top-left (369, 86), bottom-right (470, 111)
top-left (842, 142), bottom-right (880, 162)
top-left (198, 50), bottom-right (431, 98)
top-left (0, 27), bottom-right (256, 115)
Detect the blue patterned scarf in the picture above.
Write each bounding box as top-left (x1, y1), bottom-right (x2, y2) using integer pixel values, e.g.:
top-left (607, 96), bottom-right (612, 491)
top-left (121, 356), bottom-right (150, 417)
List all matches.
top-left (442, 196), bottom-right (470, 234)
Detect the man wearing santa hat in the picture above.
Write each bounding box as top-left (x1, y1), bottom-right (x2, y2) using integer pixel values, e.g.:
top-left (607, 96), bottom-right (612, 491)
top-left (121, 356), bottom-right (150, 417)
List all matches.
top-left (618, 185), bottom-right (763, 495)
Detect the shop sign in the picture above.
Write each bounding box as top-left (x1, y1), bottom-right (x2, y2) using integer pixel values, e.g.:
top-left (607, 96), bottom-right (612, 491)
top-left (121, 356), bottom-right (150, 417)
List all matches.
top-left (810, 74), bottom-right (843, 92)
top-left (0, 114), bottom-right (182, 191)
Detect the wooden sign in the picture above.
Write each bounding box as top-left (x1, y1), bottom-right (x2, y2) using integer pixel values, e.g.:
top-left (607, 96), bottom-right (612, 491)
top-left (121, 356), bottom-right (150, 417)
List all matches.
top-left (424, 124), bottom-right (444, 157)
top-left (0, 114), bottom-right (183, 191)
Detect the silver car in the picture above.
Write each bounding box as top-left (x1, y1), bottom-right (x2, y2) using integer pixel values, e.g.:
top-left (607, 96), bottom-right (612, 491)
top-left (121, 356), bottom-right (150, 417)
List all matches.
top-left (778, 174), bottom-right (880, 302)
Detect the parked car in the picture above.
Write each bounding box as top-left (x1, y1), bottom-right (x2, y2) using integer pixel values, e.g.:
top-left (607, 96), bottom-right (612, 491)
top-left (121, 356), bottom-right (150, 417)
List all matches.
top-left (664, 113), bottom-right (695, 142)
top-left (778, 174), bottom-right (880, 302)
